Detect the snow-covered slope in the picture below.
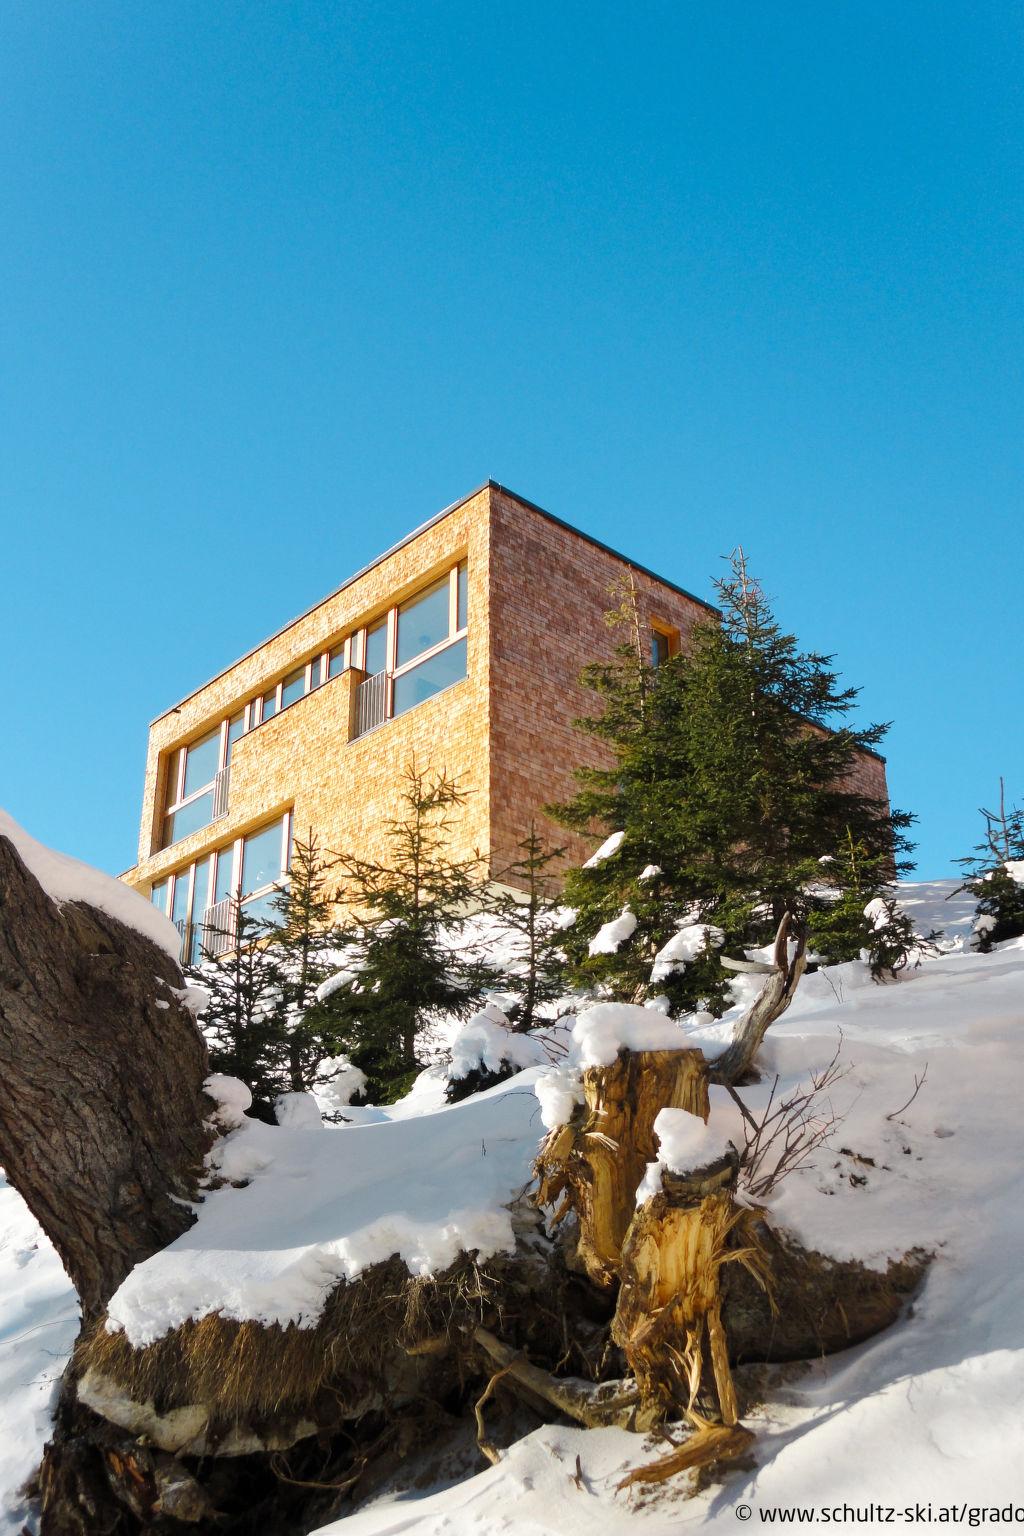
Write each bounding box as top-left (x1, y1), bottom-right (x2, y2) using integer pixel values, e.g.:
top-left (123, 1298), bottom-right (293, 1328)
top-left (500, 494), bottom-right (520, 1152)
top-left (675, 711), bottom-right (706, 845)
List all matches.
top-left (0, 1178), bottom-right (78, 1534)
top-left (2, 878), bottom-right (1023, 1533)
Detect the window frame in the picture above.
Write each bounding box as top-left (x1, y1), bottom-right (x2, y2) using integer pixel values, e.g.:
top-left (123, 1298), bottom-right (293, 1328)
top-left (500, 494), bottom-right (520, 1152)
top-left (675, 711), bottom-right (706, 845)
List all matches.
top-left (163, 811), bottom-right (293, 959)
top-left (158, 560), bottom-right (469, 851)
top-left (650, 621), bottom-right (679, 668)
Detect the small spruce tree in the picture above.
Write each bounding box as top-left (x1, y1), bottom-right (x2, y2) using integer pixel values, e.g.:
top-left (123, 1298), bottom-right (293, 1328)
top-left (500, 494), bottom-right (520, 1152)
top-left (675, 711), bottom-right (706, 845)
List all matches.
top-left (328, 765), bottom-right (497, 1101)
top-left (551, 553), bottom-right (915, 1011)
top-left (957, 779), bottom-right (1024, 951)
top-left (266, 829), bottom-right (351, 1093)
top-left (491, 822), bottom-right (569, 1031)
top-left (808, 830), bottom-right (919, 978)
top-left (196, 900), bottom-right (289, 1121)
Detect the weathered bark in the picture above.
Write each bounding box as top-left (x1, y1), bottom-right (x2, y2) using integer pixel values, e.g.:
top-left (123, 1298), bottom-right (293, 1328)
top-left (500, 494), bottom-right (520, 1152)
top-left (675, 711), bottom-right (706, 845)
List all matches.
top-left (612, 1150), bottom-right (772, 1441)
top-left (711, 913), bottom-right (808, 1086)
top-left (534, 1047), bottom-right (709, 1286)
top-left (535, 1048), bottom-right (772, 1476)
top-left (0, 836), bottom-right (211, 1321)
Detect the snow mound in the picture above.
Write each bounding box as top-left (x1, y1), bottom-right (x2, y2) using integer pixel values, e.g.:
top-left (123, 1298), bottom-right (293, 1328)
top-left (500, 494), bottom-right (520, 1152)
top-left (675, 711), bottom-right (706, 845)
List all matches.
top-left (582, 830), bottom-right (625, 867)
top-left (588, 906), bottom-right (637, 955)
top-left (449, 1003), bottom-right (550, 1080)
top-left (104, 1074), bottom-right (545, 1345)
top-left (0, 809), bottom-right (180, 960)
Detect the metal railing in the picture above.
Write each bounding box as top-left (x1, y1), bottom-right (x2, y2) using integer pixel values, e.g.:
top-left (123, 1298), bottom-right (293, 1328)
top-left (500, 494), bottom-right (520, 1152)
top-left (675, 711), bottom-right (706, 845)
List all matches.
top-left (201, 896), bottom-right (238, 958)
top-left (176, 897), bottom-right (238, 967)
top-left (356, 670), bottom-right (388, 737)
top-left (212, 765), bottom-right (230, 820)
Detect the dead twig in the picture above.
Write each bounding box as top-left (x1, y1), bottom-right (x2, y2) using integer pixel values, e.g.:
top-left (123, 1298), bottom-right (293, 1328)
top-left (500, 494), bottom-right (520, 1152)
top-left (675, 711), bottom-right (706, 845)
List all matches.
top-left (474, 1360), bottom-right (518, 1466)
top-left (733, 1037), bottom-right (848, 1199)
top-left (886, 1063), bottom-right (928, 1121)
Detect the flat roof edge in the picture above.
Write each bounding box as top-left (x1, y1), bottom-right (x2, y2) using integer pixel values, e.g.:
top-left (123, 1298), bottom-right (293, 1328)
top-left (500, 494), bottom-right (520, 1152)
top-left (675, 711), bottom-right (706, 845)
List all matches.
top-left (488, 481), bottom-right (720, 618)
top-left (150, 480), bottom-right (720, 725)
top-left (149, 482), bottom-right (491, 724)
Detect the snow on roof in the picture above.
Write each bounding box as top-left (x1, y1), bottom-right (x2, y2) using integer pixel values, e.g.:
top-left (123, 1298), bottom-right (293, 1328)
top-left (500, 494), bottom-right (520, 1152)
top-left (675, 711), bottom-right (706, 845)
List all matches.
top-left (0, 809), bottom-right (180, 961)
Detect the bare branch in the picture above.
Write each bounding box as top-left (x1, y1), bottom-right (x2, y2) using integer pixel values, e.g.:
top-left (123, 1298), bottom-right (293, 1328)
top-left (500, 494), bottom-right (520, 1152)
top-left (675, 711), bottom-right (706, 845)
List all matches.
top-left (885, 1063), bottom-right (928, 1122)
top-left (710, 913), bottom-right (808, 1086)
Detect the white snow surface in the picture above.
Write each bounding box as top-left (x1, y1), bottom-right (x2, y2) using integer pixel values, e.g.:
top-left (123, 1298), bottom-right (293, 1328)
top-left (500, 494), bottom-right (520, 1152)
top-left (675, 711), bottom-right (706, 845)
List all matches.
top-left (588, 906), bottom-right (638, 955)
top-left (104, 1072), bottom-right (544, 1345)
top-left (0, 1177), bottom-right (79, 1534)
top-left (582, 830), bottom-right (625, 867)
top-left (0, 809), bottom-right (180, 960)
top-left (9, 878), bottom-right (1024, 1533)
top-left (449, 1003), bottom-right (550, 1080)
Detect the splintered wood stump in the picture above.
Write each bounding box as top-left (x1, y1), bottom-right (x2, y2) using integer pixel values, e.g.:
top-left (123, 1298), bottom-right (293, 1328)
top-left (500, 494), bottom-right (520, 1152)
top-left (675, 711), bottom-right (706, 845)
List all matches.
top-left (534, 1048), bottom-right (709, 1287)
top-left (613, 1154), bottom-right (758, 1428)
top-left (535, 1046), bottom-right (769, 1451)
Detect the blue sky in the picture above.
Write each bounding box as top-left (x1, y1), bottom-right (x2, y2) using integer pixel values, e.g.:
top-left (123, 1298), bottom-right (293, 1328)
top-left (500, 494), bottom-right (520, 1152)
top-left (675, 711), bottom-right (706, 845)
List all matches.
top-left (1, 2), bottom-right (1020, 879)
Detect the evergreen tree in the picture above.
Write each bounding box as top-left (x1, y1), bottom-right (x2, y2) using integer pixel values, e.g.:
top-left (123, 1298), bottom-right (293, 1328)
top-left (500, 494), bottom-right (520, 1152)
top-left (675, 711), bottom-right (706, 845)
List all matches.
top-left (957, 779), bottom-right (1024, 951)
top-left (328, 765), bottom-right (497, 1101)
top-left (491, 822), bottom-right (569, 1031)
top-left (196, 900), bottom-right (288, 1121)
top-left (808, 829), bottom-right (920, 978)
top-left (551, 553), bottom-right (915, 1012)
top-left (266, 830), bottom-right (351, 1093)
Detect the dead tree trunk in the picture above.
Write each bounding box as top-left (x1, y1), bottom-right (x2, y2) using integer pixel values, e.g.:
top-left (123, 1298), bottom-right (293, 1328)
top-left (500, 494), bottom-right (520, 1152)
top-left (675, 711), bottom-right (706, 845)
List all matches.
top-left (0, 837), bottom-right (211, 1321)
top-left (0, 836), bottom-right (214, 1533)
top-left (534, 1048), bottom-right (708, 1287)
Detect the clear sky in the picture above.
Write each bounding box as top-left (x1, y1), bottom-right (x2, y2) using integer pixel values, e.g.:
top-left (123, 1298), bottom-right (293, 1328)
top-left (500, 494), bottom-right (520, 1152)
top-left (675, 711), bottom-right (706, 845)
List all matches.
top-left (1, 2), bottom-right (1020, 880)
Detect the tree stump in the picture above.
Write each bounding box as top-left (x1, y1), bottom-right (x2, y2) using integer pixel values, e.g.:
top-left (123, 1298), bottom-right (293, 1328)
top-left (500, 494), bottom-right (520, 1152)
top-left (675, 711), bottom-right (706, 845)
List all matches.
top-left (534, 1047), bottom-right (709, 1287)
top-left (535, 1045), bottom-right (767, 1467)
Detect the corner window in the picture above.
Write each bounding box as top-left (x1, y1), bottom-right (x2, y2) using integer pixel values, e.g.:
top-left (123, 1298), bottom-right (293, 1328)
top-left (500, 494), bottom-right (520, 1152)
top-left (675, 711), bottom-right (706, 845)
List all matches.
top-left (163, 725), bottom-right (231, 848)
top-left (393, 635), bottom-right (467, 717)
top-left (396, 578), bottom-right (450, 668)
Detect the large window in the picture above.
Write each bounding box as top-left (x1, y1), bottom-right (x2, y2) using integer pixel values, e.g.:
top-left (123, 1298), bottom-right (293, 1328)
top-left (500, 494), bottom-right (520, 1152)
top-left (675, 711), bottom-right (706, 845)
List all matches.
top-left (151, 812), bottom-right (292, 963)
top-left (163, 724), bottom-right (235, 848)
top-left (158, 559), bottom-right (470, 851)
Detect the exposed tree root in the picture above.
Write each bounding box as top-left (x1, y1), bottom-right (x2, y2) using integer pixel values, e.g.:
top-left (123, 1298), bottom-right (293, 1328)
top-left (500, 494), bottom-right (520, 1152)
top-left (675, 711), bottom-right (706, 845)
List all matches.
top-left (471, 1326), bottom-right (642, 1430)
top-left (617, 1422), bottom-right (756, 1489)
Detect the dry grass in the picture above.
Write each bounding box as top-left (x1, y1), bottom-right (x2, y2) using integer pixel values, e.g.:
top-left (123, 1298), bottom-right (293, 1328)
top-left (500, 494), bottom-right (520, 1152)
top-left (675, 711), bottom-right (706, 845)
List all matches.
top-left (75, 1255), bottom-right (495, 1431)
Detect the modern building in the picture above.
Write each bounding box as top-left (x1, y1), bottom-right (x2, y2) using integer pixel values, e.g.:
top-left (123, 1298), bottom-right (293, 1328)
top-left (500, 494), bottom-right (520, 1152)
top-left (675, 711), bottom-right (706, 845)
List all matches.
top-left (123, 482), bottom-right (889, 962)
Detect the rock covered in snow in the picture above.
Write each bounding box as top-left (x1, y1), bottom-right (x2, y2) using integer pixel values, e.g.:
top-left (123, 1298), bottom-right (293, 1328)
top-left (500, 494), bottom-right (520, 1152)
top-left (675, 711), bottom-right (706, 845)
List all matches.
top-left (449, 1003), bottom-right (548, 1080)
top-left (313, 1057), bottom-right (368, 1115)
top-left (0, 808), bottom-right (181, 960)
top-left (275, 1093), bottom-right (324, 1130)
top-left (203, 1074), bottom-right (252, 1129)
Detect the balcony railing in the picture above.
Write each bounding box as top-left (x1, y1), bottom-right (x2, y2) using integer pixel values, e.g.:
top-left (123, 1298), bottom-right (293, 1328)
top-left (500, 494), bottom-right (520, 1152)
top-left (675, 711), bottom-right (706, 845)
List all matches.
top-left (356, 670), bottom-right (388, 737)
top-left (175, 897), bottom-right (237, 967)
top-left (212, 765), bottom-right (230, 821)
top-left (201, 896), bottom-right (238, 958)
